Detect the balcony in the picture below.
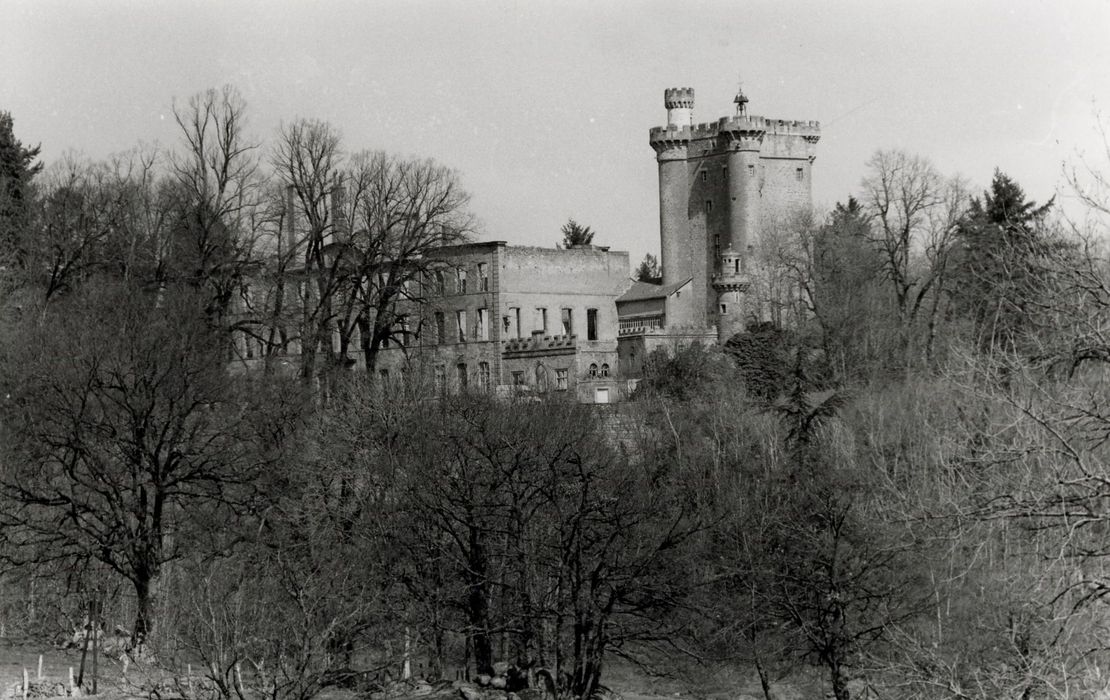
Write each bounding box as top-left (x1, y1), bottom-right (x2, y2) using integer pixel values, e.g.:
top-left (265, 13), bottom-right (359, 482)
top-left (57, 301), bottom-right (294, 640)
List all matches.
top-left (618, 315), bottom-right (666, 336)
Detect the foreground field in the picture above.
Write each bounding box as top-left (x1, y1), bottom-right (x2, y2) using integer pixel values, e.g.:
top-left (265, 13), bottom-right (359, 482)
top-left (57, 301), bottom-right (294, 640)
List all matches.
top-left (0, 638), bottom-right (824, 700)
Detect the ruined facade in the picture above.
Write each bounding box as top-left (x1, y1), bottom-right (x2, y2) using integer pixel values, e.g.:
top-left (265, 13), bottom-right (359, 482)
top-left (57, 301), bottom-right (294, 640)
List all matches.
top-left (373, 242), bottom-right (633, 403)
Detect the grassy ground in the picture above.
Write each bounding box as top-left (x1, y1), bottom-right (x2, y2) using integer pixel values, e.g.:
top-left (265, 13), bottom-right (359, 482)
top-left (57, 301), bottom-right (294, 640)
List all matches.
top-left (0, 638), bottom-right (822, 700)
top-left (0, 635), bottom-right (144, 698)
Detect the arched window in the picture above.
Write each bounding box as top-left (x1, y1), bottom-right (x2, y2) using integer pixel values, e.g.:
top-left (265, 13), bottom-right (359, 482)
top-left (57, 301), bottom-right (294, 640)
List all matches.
top-left (600, 363), bottom-right (610, 377)
top-left (588, 363), bottom-right (598, 378)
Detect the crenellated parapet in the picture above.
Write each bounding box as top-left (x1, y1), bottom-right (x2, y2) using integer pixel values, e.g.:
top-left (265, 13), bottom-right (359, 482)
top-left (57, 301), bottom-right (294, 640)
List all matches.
top-left (663, 87), bottom-right (695, 110)
top-left (649, 125), bottom-right (691, 161)
top-left (711, 271), bottom-right (751, 294)
top-left (503, 333), bottom-right (577, 359)
top-left (651, 115), bottom-right (820, 149)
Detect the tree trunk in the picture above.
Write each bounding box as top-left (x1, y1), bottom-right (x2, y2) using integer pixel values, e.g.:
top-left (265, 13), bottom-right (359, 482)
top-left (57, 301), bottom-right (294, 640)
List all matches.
top-left (466, 527), bottom-right (493, 675)
top-left (132, 573), bottom-right (157, 655)
top-left (828, 659), bottom-right (850, 700)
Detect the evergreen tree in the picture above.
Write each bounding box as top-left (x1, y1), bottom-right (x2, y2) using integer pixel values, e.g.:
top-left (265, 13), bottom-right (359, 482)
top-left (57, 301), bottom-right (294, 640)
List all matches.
top-left (559, 218), bottom-right (595, 247)
top-left (949, 170), bottom-right (1057, 354)
top-left (0, 111), bottom-right (43, 268)
top-left (635, 252), bottom-right (662, 283)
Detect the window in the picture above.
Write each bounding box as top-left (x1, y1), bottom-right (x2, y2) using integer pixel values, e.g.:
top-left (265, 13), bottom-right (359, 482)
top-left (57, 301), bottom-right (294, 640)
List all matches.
top-left (705, 200), bottom-right (713, 214)
top-left (434, 270), bottom-right (446, 295)
top-left (478, 362), bottom-right (490, 390)
top-left (700, 170), bottom-right (707, 183)
top-left (600, 363), bottom-right (610, 378)
top-left (795, 167), bottom-right (804, 181)
top-left (435, 312), bottom-right (446, 344)
top-left (476, 308), bottom-right (488, 340)
top-left (512, 370), bottom-right (526, 386)
top-left (720, 303), bottom-right (728, 315)
top-left (434, 365), bottom-right (446, 393)
top-left (536, 307), bottom-right (547, 334)
top-left (723, 165), bottom-right (728, 178)
top-left (560, 308), bottom-right (573, 336)
top-left (714, 234), bottom-right (720, 259)
top-left (735, 258), bottom-right (741, 273)
top-left (456, 363), bottom-right (468, 390)
top-left (457, 268), bottom-right (467, 294)
top-left (586, 309), bottom-right (598, 341)
top-left (589, 363), bottom-right (598, 378)
top-left (556, 368), bottom-right (568, 391)
top-left (478, 263), bottom-right (489, 291)
top-left (456, 310), bottom-right (467, 343)
top-left (748, 164), bottom-right (755, 176)
top-left (514, 307), bottom-right (522, 338)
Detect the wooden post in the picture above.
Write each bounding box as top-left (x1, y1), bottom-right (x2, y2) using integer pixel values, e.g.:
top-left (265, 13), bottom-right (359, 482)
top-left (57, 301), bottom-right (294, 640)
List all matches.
top-left (188, 664), bottom-right (194, 693)
top-left (22, 668), bottom-right (28, 700)
top-left (91, 610), bottom-right (99, 696)
top-left (69, 667), bottom-right (75, 694)
top-left (37, 655), bottom-right (43, 680)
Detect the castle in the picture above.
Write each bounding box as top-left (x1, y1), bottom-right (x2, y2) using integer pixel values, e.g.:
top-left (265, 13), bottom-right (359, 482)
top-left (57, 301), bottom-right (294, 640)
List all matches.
top-left (616, 86), bottom-right (820, 378)
top-left (236, 86), bottom-right (819, 403)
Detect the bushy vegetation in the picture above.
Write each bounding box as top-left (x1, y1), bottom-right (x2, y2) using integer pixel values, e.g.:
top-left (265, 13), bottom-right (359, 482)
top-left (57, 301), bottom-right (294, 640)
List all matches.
top-left (4, 93), bottom-right (1110, 700)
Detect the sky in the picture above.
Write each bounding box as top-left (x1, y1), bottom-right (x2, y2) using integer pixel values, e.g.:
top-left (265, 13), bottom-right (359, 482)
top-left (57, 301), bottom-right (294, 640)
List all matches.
top-left (3, 0), bottom-right (1110, 266)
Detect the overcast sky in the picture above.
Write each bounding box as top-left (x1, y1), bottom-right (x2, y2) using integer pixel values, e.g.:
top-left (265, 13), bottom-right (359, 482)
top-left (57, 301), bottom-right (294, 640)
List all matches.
top-left (3, 0), bottom-right (1109, 264)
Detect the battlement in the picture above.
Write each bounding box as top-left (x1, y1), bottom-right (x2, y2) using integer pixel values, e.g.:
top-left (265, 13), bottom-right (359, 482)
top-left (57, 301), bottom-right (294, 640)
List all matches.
top-left (664, 87), bottom-right (695, 109)
top-left (711, 271), bottom-right (751, 293)
top-left (650, 115), bottom-right (820, 144)
top-left (503, 333), bottom-right (577, 357)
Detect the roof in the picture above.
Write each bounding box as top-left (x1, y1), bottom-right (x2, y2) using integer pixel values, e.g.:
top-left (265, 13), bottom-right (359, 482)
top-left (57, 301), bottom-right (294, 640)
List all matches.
top-left (616, 278), bottom-right (692, 303)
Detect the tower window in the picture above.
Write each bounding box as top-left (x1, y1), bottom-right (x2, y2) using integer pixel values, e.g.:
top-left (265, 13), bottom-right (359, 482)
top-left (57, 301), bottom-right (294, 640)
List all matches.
top-left (748, 164), bottom-right (755, 175)
top-left (796, 167), bottom-right (804, 181)
top-left (723, 165), bottom-right (728, 178)
top-left (705, 200), bottom-right (713, 214)
top-left (720, 304), bottom-right (728, 315)
top-left (586, 308), bottom-right (598, 341)
top-left (478, 262), bottom-right (489, 291)
top-left (714, 234), bottom-right (720, 259)
top-left (701, 171), bottom-right (707, 183)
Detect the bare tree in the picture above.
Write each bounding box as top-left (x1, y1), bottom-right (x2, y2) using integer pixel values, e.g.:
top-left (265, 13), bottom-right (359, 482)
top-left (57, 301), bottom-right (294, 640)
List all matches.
top-left (169, 85), bottom-right (263, 325)
top-left (860, 150), bottom-right (969, 368)
top-left (341, 151), bottom-right (475, 374)
top-left (0, 282), bottom-right (289, 651)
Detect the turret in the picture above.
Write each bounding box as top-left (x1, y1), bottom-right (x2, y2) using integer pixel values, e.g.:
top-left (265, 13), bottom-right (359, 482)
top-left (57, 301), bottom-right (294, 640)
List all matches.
top-left (664, 87), bottom-right (694, 128)
top-left (712, 246), bottom-right (749, 343)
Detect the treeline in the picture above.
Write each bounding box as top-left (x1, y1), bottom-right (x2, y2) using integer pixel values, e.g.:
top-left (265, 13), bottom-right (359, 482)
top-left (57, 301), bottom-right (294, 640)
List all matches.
top-left (4, 88), bottom-right (1110, 700)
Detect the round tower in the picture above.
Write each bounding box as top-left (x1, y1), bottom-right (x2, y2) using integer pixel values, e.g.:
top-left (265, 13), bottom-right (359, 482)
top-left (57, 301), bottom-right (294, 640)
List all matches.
top-left (664, 87), bottom-right (694, 128)
top-left (712, 246), bottom-right (749, 343)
